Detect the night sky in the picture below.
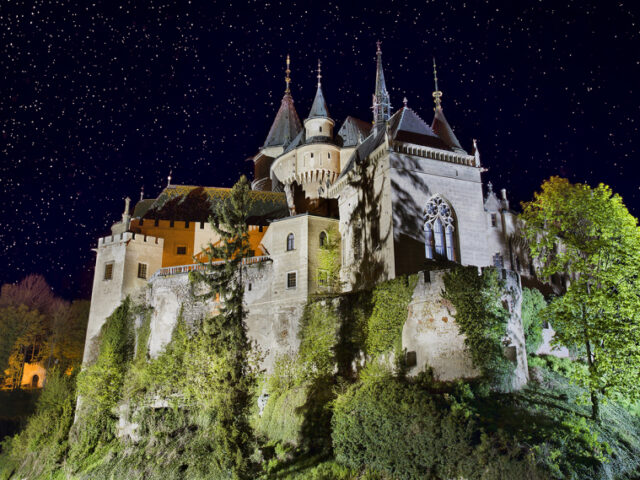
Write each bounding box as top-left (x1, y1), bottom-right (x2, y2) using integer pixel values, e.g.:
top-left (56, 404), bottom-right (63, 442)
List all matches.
top-left (1, 1), bottom-right (638, 299)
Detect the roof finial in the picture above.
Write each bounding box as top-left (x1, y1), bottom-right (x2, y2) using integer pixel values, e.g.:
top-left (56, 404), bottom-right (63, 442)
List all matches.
top-left (140, 186), bottom-right (144, 201)
top-left (167, 169), bottom-right (172, 187)
top-left (316, 59), bottom-right (322, 87)
top-left (376, 40), bottom-right (382, 54)
top-left (487, 181), bottom-right (493, 193)
top-left (432, 57), bottom-right (443, 110)
top-left (285, 54), bottom-right (291, 94)
top-left (403, 96), bottom-right (408, 107)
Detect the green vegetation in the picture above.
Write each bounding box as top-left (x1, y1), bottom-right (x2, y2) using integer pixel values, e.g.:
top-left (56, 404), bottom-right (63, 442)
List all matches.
top-left (521, 287), bottom-right (546, 355)
top-left (316, 226), bottom-right (342, 292)
top-left (443, 267), bottom-right (513, 390)
top-left (521, 177), bottom-right (640, 420)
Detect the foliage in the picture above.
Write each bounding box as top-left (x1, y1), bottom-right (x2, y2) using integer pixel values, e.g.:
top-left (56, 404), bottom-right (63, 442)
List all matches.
top-left (298, 301), bottom-right (341, 376)
top-left (365, 275), bottom-right (417, 359)
top-left (0, 305), bottom-right (46, 387)
top-left (0, 369), bottom-right (77, 480)
top-left (0, 274), bottom-right (64, 318)
top-left (521, 288), bottom-right (546, 355)
top-left (189, 175), bottom-right (256, 479)
top-left (521, 176), bottom-right (640, 420)
top-left (316, 226), bottom-right (342, 292)
top-left (69, 297), bottom-right (134, 465)
top-left (443, 266), bottom-right (513, 389)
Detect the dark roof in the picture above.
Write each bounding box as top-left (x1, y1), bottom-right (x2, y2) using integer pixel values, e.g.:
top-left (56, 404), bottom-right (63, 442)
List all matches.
top-left (337, 116), bottom-right (372, 147)
top-left (432, 106), bottom-right (464, 152)
top-left (263, 93), bottom-right (303, 148)
top-left (134, 185), bottom-right (288, 223)
top-left (338, 106), bottom-right (466, 179)
top-left (338, 127), bottom-right (386, 179)
top-left (308, 85), bottom-right (330, 119)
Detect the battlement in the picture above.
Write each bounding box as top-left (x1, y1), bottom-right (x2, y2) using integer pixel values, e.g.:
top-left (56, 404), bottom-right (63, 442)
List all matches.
top-left (131, 218), bottom-right (267, 233)
top-left (98, 232), bottom-right (165, 248)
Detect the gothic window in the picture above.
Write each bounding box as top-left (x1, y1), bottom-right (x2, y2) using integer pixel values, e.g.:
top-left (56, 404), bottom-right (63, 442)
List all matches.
top-left (286, 233), bottom-right (295, 251)
top-left (319, 231), bottom-right (327, 247)
top-left (424, 196), bottom-right (457, 261)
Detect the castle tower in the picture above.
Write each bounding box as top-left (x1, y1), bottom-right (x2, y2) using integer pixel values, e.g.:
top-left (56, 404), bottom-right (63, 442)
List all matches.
top-left (372, 41), bottom-right (392, 132)
top-left (252, 55), bottom-right (303, 191)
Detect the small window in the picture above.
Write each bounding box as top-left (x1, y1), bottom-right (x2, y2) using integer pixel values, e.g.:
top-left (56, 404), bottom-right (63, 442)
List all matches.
top-left (176, 245), bottom-right (187, 255)
top-left (310, 152), bottom-right (314, 158)
top-left (185, 221), bottom-right (190, 228)
top-left (319, 231), bottom-right (327, 247)
top-left (200, 221), bottom-right (205, 229)
top-left (328, 152), bottom-right (331, 159)
top-left (137, 263), bottom-right (147, 279)
top-left (286, 233), bottom-right (295, 251)
top-left (104, 263), bottom-right (114, 281)
top-left (287, 272), bottom-right (297, 289)
top-left (170, 220), bottom-right (175, 228)
top-left (317, 269), bottom-right (329, 287)
top-left (248, 283), bottom-right (252, 291)
top-left (491, 213), bottom-right (497, 228)
top-left (319, 126), bottom-right (322, 132)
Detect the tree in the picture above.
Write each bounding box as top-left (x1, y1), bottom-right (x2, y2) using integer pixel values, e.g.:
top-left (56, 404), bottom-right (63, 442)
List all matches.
top-left (189, 175), bottom-right (256, 479)
top-left (521, 177), bottom-right (640, 421)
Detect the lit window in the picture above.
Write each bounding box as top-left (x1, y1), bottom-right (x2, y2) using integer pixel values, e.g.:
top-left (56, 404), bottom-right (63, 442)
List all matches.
top-left (176, 245), bottom-right (187, 255)
top-left (287, 272), bottom-right (297, 289)
top-left (286, 233), bottom-right (295, 251)
top-left (424, 195), bottom-right (457, 261)
top-left (137, 263), bottom-right (147, 279)
top-left (319, 231), bottom-right (327, 247)
top-left (104, 263), bottom-right (114, 280)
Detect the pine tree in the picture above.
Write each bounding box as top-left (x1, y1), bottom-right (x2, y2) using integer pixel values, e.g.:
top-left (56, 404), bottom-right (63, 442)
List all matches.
top-left (189, 175), bottom-right (255, 478)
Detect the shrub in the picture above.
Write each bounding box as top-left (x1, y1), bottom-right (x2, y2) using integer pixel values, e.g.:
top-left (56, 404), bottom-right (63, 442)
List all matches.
top-left (521, 288), bottom-right (546, 355)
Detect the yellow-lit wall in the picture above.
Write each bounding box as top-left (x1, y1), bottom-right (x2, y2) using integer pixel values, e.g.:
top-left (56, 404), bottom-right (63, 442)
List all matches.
top-left (21, 362), bottom-right (46, 389)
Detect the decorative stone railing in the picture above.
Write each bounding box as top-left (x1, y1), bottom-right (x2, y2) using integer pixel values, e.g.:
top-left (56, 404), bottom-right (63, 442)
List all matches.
top-left (151, 255), bottom-right (270, 280)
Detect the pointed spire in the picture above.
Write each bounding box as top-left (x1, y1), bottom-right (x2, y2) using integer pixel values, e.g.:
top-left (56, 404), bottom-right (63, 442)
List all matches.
top-left (472, 138), bottom-right (481, 166)
top-left (432, 57), bottom-right (443, 110)
top-left (316, 59), bottom-right (322, 87)
top-left (372, 41), bottom-right (391, 130)
top-left (167, 170), bottom-right (172, 187)
top-left (263, 55), bottom-right (303, 148)
top-left (403, 96), bottom-right (408, 107)
top-left (140, 186), bottom-right (144, 201)
top-left (285, 54), bottom-right (291, 94)
top-left (308, 58), bottom-right (330, 119)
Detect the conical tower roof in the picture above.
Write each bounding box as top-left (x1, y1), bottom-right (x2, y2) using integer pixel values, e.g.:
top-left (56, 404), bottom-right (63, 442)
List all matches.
top-left (372, 41), bottom-right (392, 128)
top-left (263, 55), bottom-right (303, 148)
top-left (308, 59), bottom-right (330, 119)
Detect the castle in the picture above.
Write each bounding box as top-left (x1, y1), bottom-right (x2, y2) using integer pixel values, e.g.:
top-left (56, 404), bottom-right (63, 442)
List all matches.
top-left (83, 44), bottom-right (539, 381)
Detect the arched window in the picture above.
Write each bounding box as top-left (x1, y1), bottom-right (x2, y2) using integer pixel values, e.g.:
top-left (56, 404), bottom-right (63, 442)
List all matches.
top-left (286, 233), bottom-right (295, 251)
top-left (31, 375), bottom-right (39, 388)
top-left (319, 231), bottom-right (327, 247)
top-left (424, 196), bottom-right (457, 261)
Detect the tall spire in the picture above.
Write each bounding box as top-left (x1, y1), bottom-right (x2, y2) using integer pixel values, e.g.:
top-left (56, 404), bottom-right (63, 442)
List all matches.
top-left (285, 54), bottom-right (291, 94)
top-left (263, 55), bottom-right (303, 148)
top-left (372, 41), bottom-right (391, 129)
top-left (432, 57), bottom-right (443, 110)
top-left (308, 58), bottom-right (330, 119)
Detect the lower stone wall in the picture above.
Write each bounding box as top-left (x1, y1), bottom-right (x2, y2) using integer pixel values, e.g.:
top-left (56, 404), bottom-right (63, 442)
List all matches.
top-left (403, 271), bottom-right (480, 381)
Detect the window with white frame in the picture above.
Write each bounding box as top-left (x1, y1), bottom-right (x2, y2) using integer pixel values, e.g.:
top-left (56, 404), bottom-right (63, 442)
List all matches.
top-left (286, 271), bottom-right (297, 289)
top-left (424, 195), bottom-right (457, 261)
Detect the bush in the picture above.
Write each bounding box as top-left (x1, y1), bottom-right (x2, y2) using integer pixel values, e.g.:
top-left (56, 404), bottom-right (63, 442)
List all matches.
top-left (521, 288), bottom-right (546, 355)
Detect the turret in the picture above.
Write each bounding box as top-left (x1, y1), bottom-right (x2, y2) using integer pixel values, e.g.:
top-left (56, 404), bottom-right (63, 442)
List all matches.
top-left (304, 60), bottom-right (335, 139)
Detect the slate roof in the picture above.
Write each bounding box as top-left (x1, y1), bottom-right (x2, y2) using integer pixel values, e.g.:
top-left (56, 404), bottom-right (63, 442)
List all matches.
top-left (308, 85), bottom-right (330, 119)
top-left (432, 106), bottom-right (464, 152)
top-left (338, 106), bottom-right (467, 179)
top-left (133, 185), bottom-right (288, 224)
top-left (337, 116), bottom-right (372, 147)
top-left (263, 92), bottom-right (303, 148)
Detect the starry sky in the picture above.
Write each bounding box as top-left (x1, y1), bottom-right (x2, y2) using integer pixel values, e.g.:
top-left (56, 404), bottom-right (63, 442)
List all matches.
top-left (1, 1), bottom-right (638, 299)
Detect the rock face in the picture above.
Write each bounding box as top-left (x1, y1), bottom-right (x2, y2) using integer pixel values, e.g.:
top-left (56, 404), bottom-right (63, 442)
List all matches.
top-left (500, 269), bottom-right (529, 391)
top-left (403, 271), bottom-right (480, 381)
top-left (402, 269), bottom-right (529, 391)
